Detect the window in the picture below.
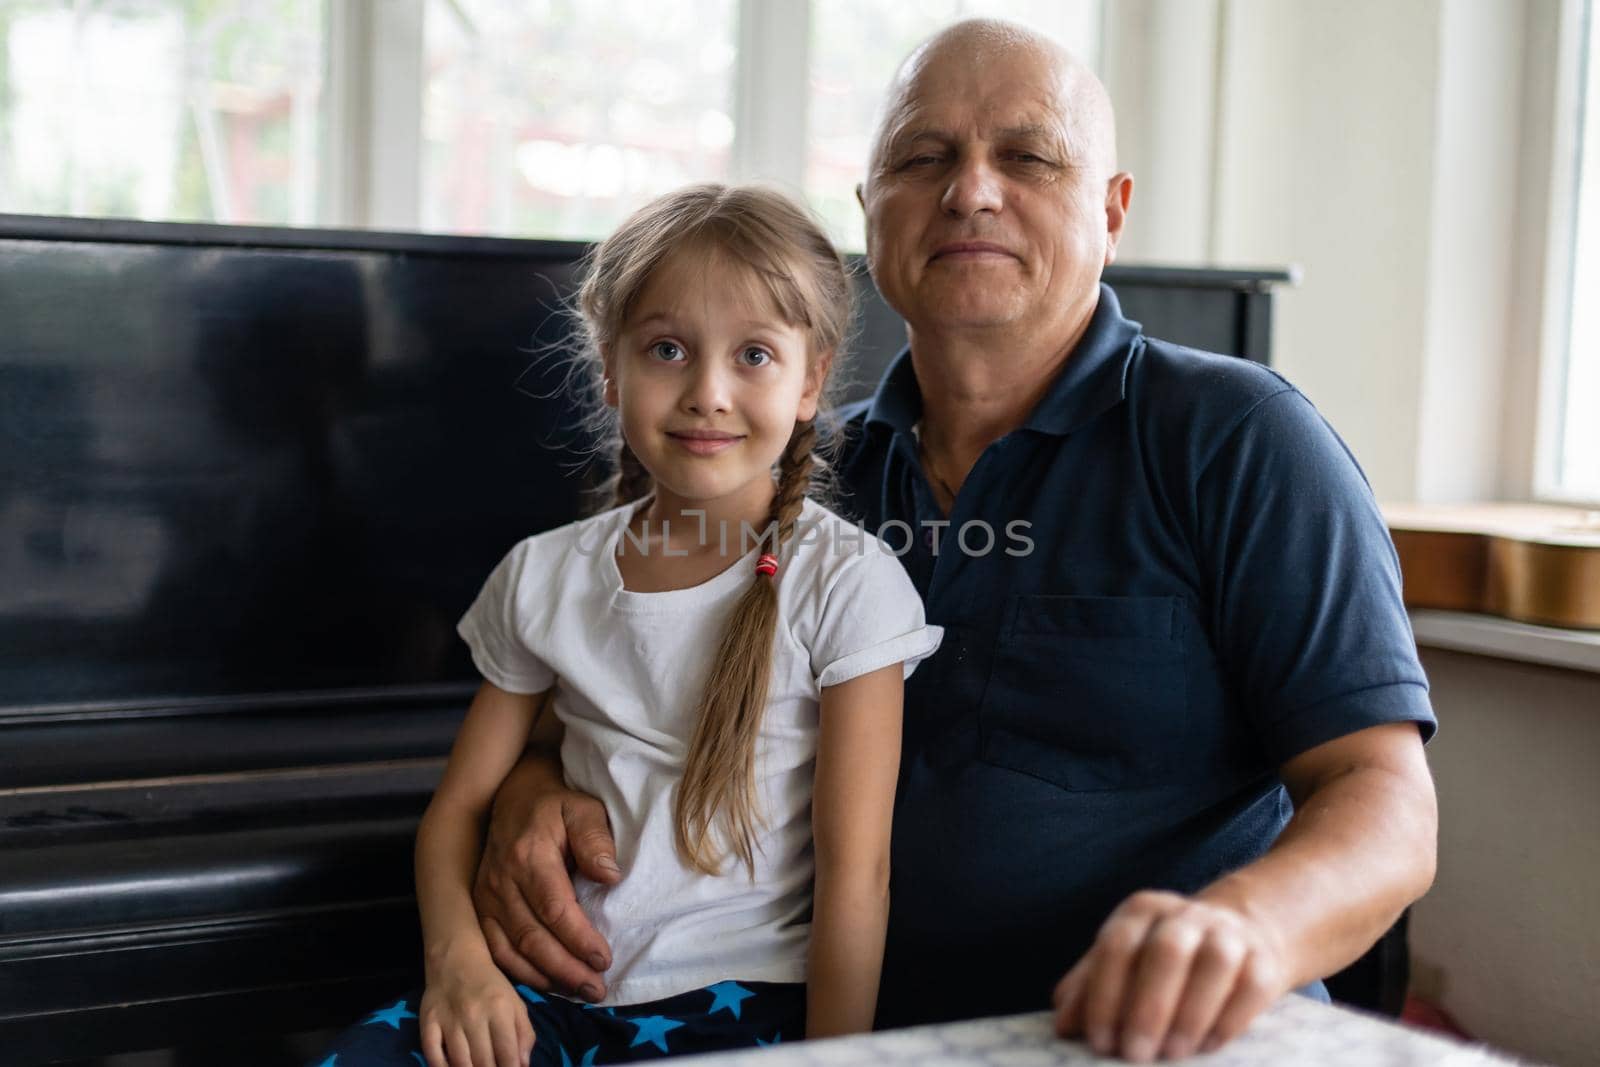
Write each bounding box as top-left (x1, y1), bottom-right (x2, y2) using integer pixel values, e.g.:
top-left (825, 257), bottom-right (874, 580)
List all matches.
top-left (419, 0), bottom-right (737, 240)
top-left (0, 1), bottom-right (1100, 245)
top-left (0, 0), bottom-right (325, 225)
top-left (1555, 0), bottom-right (1600, 500)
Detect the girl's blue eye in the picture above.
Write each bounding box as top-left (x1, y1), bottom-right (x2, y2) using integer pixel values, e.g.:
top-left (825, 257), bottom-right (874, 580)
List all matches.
top-left (739, 346), bottom-right (772, 368)
top-left (650, 340), bottom-right (685, 362)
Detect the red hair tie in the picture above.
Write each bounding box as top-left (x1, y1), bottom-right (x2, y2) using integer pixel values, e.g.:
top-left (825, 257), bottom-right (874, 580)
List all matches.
top-left (755, 553), bottom-right (779, 578)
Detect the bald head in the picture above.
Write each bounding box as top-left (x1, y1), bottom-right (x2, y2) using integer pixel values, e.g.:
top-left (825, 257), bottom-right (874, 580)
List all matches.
top-left (866, 18), bottom-right (1117, 189)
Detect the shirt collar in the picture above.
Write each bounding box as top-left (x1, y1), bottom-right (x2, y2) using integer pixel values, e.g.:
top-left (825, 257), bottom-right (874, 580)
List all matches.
top-left (863, 283), bottom-right (1142, 440)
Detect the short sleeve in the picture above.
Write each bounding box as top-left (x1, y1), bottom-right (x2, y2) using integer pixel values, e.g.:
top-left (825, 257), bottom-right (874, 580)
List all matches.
top-left (811, 541), bottom-right (944, 689)
top-left (456, 542), bottom-right (556, 695)
top-left (1196, 389), bottom-right (1436, 762)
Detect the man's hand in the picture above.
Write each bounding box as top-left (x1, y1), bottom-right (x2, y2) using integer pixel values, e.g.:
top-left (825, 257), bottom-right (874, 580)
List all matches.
top-left (1053, 722), bottom-right (1436, 1062)
top-left (472, 750), bottom-right (623, 1001)
top-left (1051, 890), bottom-right (1291, 1062)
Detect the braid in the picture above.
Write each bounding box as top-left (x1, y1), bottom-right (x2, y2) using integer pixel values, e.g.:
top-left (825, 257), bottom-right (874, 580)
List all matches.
top-left (765, 420), bottom-right (818, 555)
top-left (673, 419), bottom-right (823, 879)
top-left (611, 439), bottom-right (653, 507)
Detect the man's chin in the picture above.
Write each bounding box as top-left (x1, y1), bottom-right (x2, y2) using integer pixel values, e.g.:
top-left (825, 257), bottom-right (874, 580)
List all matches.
top-left (911, 301), bottom-right (1026, 333)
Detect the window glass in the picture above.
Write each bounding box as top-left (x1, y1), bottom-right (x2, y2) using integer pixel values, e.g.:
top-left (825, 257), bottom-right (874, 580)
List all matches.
top-left (0, 0), bottom-right (324, 225)
top-left (420, 0), bottom-right (737, 240)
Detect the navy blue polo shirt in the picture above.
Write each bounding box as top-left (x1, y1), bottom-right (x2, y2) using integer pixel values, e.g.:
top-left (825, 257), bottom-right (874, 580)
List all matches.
top-left (829, 284), bottom-right (1435, 1028)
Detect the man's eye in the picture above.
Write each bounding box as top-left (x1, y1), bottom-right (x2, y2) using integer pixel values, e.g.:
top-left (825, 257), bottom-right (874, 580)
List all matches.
top-left (739, 346), bottom-right (772, 368)
top-left (650, 340), bottom-right (685, 362)
top-left (899, 154), bottom-right (940, 169)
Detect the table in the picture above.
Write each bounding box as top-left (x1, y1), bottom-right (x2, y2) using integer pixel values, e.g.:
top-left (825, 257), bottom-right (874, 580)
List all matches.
top-left (672, 996), bottom-right (1524, 1065)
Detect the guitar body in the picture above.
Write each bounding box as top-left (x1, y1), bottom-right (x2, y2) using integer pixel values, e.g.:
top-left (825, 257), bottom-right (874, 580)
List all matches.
top-left (1384, 504), bottom-right (1600, 630)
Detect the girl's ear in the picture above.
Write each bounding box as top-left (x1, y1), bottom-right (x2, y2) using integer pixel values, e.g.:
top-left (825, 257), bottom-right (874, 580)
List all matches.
top-left (600, 346), bottom-right (619, 408)
top-left (796, 349), bottom-right (833, 423)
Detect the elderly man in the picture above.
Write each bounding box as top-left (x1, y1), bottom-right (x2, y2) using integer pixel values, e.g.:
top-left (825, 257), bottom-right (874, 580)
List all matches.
top-left (473, 19), bottom-right (1438, 1062)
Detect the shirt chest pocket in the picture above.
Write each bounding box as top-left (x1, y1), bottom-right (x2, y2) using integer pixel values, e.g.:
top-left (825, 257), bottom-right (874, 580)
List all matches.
top-left (978, 594), bottom-right (1190, 791)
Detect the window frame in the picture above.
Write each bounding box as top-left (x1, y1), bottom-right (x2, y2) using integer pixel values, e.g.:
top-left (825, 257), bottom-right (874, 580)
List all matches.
top-left (320, 0), bottom-right (812, 233)
top-left (1535, 0), bottom-right (1600, 506)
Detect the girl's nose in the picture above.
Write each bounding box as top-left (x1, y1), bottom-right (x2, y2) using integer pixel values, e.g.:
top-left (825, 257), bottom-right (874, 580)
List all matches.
top-left (941, 152), bottom-right (1004, 218)
top-left (682, 360), bottom-right (732, 415)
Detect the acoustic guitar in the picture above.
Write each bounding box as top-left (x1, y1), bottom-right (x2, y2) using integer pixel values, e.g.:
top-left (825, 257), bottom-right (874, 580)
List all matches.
top-left (1383, 503), bottom-right (1600, 630)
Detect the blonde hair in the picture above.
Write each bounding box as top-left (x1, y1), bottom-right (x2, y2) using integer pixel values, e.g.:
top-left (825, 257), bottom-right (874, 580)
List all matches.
top-left (572, 183), bottom-right (854, 877)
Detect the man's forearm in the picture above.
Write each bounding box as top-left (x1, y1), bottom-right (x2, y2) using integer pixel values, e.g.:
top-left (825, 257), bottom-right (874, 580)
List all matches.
top-left (1200, 758), bottom-right (1437, 986)
top-left (497, 742), bottom-right (566, 807)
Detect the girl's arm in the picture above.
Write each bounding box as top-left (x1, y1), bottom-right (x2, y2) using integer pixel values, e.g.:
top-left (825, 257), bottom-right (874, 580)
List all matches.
top-left (415, 681), bottom-right (560, 1067)
top-left (806, 662), bottom-right (904, 1039)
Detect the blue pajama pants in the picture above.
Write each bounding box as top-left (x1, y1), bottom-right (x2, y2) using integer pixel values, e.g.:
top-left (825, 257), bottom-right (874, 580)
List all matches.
top-left (310, 980), bottom-right (805, 1066)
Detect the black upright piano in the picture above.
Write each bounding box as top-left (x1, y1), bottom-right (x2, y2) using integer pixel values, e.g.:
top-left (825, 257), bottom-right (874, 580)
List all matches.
top-left (0, 214), bottom-right (1303, 1064)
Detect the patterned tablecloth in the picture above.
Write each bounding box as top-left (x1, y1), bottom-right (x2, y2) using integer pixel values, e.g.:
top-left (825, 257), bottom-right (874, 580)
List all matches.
top-left (670, 995), bottom-right (1524, 1066)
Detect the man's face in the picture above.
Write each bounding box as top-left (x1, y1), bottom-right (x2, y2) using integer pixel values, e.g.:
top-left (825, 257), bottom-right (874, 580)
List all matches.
top-left (859, 46), bottom-right (1124, 340)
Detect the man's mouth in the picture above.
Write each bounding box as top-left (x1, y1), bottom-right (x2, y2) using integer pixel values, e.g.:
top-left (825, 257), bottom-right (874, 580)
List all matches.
top-left (930, 241), bottom-right (1016, 262)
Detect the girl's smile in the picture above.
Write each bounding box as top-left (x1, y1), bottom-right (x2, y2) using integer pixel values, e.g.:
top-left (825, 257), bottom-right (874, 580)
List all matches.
top-left (667, 428), bottom-right (746, 455)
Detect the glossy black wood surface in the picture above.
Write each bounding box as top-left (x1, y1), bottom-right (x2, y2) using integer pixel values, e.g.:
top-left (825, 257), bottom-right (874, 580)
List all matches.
top-left (0, 214), bottom-right (1285, 715)
top-left (0, 213), bottom-right (1293, 1064)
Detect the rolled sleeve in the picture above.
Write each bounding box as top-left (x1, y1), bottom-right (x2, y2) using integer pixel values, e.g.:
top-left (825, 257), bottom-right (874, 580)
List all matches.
top-left (811, 543), bottom-right (943, 689)
top-left (455, 542), bottom-right (556, 695)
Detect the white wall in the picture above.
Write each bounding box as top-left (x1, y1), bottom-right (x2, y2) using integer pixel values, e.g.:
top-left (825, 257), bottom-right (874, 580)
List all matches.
top-left (1409, 649), bottom-right (1600, 1067)
top-left (1104, 5), bottom-right (1599, 1063)
top-left (1104, 0), bottom-right (1557, 506)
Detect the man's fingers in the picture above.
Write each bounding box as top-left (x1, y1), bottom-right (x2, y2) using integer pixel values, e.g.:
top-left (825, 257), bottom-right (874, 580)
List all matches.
top-left (1161, 929), bottom-right (1247, 1059)
top-left (473, 861), bottom-right (545, 964)
top-left (1080, 907), bottom-right (1162, 1055)
top-left (516, 834), bottom-right (613, 975)
top-left (482, 825), bottom-right (609, 993)
top-left (505, 897), bottom-right (607, 1000)
top-left (1201, 951), bottom-right (1281, 1053)
top-left (564, 796), bottom-right (623, 886)
top-left (481, 915), bottom-right (551, 991)
top-left (1117, 914), bottom-right (1203, 1062)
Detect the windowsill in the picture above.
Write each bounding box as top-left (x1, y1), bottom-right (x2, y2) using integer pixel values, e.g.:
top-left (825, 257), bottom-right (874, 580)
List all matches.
top-left (1410, 609), bottom-right (1600, 675)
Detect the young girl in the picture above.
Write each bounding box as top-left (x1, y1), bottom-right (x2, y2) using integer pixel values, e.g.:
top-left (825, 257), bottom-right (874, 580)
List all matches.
top-left (313, 184), bottom-right (941, 1067)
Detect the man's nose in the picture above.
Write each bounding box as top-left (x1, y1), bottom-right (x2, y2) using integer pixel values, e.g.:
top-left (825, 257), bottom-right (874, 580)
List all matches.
top-left (940, 153), bottom-right (1004, 217)
top-left (682, 359), bottom-right (732, 415)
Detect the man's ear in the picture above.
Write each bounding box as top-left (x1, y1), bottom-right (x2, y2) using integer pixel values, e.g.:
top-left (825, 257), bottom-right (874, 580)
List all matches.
top-left (856, 182), bottom-right (875, 257)
top-left (1103, 172), bottom-right (1134, 265)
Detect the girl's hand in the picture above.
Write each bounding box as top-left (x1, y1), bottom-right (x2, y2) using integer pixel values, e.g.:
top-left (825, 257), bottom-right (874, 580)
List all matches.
top-left (420, 953), bottom-right (535, 1067)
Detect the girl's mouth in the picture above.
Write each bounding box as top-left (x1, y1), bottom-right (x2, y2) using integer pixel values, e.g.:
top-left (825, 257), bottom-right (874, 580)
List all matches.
top-left (668, 433), bottom-right (743, 455)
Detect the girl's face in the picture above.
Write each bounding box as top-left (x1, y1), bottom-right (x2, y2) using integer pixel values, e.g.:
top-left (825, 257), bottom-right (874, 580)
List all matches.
top-left (603, 246), bottom-right (826, 517)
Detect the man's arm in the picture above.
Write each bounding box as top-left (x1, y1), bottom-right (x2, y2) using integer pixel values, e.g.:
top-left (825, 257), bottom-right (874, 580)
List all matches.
top-left (472, 709), bottom-right (624, 1002)
top-left (1052, 721), bottom-right (1437, 1062)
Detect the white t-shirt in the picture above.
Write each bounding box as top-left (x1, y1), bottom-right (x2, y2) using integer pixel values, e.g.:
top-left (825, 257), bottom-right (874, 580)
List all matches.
top-left (456, 496), bottom-right (943, 1005)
